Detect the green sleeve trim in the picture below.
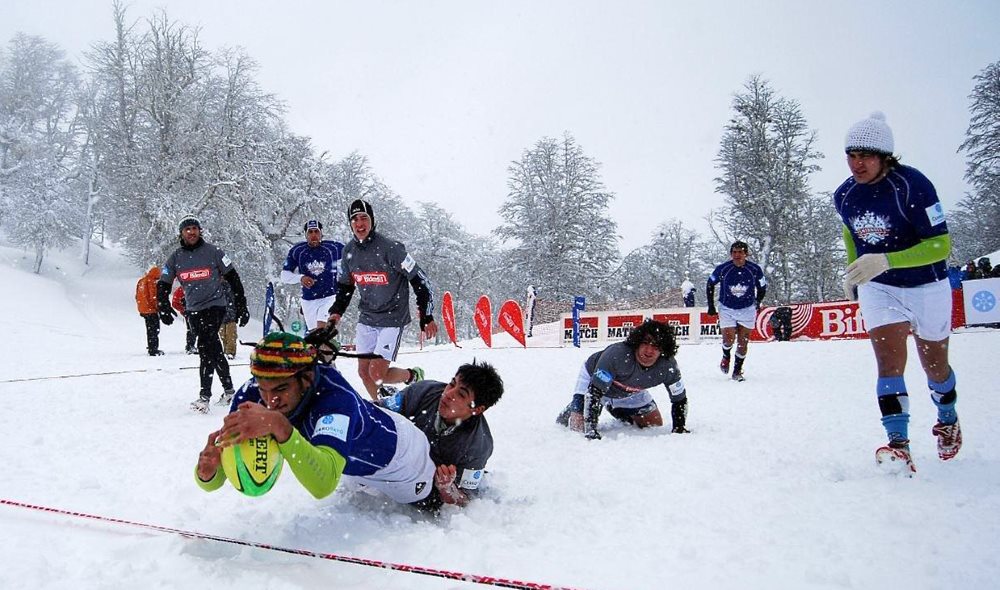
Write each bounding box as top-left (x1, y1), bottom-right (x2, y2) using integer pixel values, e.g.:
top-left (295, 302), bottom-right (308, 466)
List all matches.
top-left (278, 428), bottom-right (348, 499)
top-left (886, 234), bottom-right (951, 269)
top-left (194, 466), bottom-right (226, 492)
top-left (842, 225), bottom-right (857, 264)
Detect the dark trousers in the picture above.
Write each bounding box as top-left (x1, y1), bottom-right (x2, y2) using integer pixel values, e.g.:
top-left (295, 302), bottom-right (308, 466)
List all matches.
top-left (183, 314), bottom-right (197, 350)
top-left (189, 306), bottom-right (233, 394)
top-left (142, 313), bottom-right (160, 352)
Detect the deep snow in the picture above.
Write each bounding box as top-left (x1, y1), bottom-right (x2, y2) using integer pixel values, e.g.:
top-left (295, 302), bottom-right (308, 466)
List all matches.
top-left (1, 242), bottom-right (998, 590)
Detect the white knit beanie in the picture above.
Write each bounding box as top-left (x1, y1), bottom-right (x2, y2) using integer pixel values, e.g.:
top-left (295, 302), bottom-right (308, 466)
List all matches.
top-left (845, 111), bottom-right (894, 155)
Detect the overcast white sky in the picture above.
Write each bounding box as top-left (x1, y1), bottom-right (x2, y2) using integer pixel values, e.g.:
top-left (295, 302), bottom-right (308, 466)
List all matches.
top-left (5, 1), bottom-right (1000, 252)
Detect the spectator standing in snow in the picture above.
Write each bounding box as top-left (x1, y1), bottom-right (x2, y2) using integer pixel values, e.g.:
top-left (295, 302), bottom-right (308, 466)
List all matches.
top-left (326, 199), bottom-right (437, 399)
top-left (554, 319), bottom-right (689, 440)
top-left (157, 215), bottom-right (250, 413)
top-left (135, 265), bottom-right (164, 356)
top-left (377, 360), bottom-right (504, 509)
top-left (681, 275), bottom-right (696, 307)
top-left (706, 241), bottom-right (767, 382)
top-left (961, 260), bottom-right (978, 281)
top-left (977, 257), bottom-right (993, 278)
top-left (835, 111), bottom-right (961, 473)
top-left (219, 282), bottom-right (238, 359)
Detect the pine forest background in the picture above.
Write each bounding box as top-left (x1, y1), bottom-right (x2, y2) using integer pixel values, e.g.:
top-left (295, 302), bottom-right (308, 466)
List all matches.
top-left (1, 3), bottom-right (998, 343)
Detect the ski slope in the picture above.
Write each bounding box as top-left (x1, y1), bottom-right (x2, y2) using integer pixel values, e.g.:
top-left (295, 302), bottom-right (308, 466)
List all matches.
top-left (1, 242), bottom-right (998, 590)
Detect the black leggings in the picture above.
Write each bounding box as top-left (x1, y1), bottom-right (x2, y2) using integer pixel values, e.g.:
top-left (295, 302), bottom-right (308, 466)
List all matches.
top-left (188, 306), bottom-right (233, 393)
top-left (142, 314), bottom-right (160, 352)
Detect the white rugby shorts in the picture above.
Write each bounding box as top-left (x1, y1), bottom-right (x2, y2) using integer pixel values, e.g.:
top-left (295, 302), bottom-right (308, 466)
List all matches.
top-left (354, 323), bottom-right (403, 361)
top-left (573, 363), bottom-right (653, 410)
top-left (718, 303), bottom-right (757, 329)
top-left (341, 409), bottom-right (435, 503)
top-left (301, 295), bottom-right (336, 331)
top-left (858, 278), bottom-right (951, 341)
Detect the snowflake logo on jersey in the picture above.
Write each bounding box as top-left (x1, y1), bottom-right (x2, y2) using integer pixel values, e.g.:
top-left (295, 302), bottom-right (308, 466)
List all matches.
top-left (851, 212), bottom-right (891, 245)
top-left (729, 284), bottom-right (748, 298)
top-left (306, 259), bottom-right (326, 276)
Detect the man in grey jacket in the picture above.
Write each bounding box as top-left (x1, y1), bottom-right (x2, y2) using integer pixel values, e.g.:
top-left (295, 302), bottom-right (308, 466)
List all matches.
top-left (327, 199), bottom-right (438, 399)
top-left (157, 214), bottom-right (250, 413)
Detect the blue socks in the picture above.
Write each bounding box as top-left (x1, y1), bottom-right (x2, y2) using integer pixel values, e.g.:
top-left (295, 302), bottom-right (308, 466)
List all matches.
top-left (929, 369), bottom-right (958, 426)
top-left (877, 376), bottom-right (910, 443)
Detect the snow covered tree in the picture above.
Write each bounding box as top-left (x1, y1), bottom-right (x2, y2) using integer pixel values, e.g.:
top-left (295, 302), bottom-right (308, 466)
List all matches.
top-left (496, 133), bottom-right (619, 303)
top-left (954, 59), bottom-right (1000, 260)
top-left (712, 74), bottom-right (834, 303)
top-left (607, 219), bottom-right (715, 304)
top-left (0, 33), bottom-right (85, 272)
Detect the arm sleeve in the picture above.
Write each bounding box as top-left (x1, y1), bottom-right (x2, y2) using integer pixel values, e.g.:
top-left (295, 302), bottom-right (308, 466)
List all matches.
top-left (842, 225), bottom-right (857, 264)
top-left (755, 283), bottom-right (767, 306)
top-left (329, 282), bottom-right (355, 316)
top-left (664, 368), bottom-right (687, 403)
top-left (223, 269), bottom-right (248, 310)
top-left (194, 466), bottom-right (227, 492)
top-left (409, 270), bottom-right (434, 323)
top-left (280, 269), bottom-right (303, 284)
top-left (278, 428), bottom-right (348, 499)
top-left (886, 234), bottom-right (951, 269)
top-left (705, 281), bottom-right (715, 305)
top-left (156, 280), bottom-right (172, 312)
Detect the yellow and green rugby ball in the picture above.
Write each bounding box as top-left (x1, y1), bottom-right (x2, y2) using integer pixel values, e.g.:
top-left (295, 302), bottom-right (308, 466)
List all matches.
top-left (220, 435), bottom-right (283, 497)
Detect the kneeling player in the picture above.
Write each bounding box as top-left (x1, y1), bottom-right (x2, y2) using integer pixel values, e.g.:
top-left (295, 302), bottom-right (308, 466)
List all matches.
top-left (555, 319), bottom-right (689, 439)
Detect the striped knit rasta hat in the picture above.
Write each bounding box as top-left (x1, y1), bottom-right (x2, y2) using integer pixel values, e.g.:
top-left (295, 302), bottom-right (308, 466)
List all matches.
top-left (250, 332), bottom-right (317, 379)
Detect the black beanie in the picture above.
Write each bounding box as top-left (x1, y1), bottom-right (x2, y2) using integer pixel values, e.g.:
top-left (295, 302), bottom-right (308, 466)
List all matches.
top-left (347, 199), bottom-right (375, 229)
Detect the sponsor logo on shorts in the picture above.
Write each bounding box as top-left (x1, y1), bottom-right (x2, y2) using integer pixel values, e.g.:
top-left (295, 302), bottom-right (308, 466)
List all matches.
top-left (353, 271), bottom-right (389, 285)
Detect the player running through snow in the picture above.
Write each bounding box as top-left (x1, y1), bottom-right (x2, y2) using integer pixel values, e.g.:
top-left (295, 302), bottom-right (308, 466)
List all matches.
top-left (327, 199), bottom-right (437, 399)
top-left (706, 240), bottom-right (767, 382)
top-left (280, 219), bottom-right (344, 332)
top-left (835, 111), bottom-right (961, 473)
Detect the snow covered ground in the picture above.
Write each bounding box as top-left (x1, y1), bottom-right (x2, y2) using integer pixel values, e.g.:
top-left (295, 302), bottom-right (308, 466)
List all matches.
top-left (1, 242), bottom-right (998, 590)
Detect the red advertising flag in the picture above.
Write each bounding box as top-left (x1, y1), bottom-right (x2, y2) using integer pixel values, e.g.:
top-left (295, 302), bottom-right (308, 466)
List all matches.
top-left (497, 299), bottom-right (526, 347)
top-left (441, 291), bottom-right (459, 347)
top-left (474, 295), bottom-right (493, 348)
